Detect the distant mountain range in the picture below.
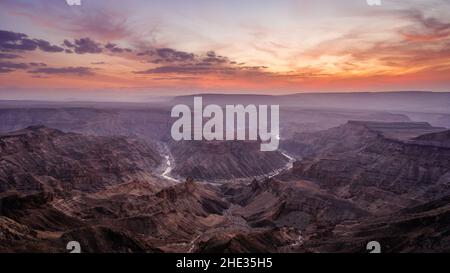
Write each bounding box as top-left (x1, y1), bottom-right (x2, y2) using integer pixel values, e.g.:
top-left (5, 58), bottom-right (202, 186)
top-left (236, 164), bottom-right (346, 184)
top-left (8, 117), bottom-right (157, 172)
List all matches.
top-left (1, 91), bottom-right (450, 114)
top-left (170, 91), bottom-right (450, 114)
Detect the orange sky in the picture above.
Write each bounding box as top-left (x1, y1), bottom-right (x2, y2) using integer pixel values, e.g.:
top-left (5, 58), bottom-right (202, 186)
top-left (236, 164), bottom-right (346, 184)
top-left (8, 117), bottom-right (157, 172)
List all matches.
top-left (0, 0), bottom-right (449, 100)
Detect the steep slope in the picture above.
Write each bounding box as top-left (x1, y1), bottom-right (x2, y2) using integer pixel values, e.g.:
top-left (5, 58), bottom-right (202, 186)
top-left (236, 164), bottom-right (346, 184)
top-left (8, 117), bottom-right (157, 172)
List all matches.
top-left (0, 126), bottom-right (164, 195)
top-left (194, 227), bottom-right (302, 253)
top-left (0, 176), bottom-right (234, 252)
top-left (284, 121), bottom-right (450, 213)
top-left (222, 179), bottom-right (368, 230)
top-left (413, 130), bottom-right (450, 147)
top-left (300, 195), bottom-right (450, 253)
top-left (168, 140), bottom-right (289, 181)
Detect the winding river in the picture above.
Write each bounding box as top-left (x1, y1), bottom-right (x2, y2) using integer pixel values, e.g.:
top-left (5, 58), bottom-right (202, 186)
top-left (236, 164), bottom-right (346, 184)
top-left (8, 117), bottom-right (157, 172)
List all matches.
top-left (159, 145), bottom-right (296, 183)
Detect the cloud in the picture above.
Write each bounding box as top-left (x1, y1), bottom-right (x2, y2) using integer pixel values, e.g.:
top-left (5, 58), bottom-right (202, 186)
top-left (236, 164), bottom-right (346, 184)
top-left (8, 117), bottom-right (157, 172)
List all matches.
top-left (200, 51), bottom-right (230, 64)
top-left (134, 48), bottom-right (242, 74)
top-left (0, 30), bottom-right (64, 53)
top-left (62, 38), bottom-right (133, 55)
top-left (0, 30), bottom-right (37, 51)
top-left (28, 66), bottom-right (94, 76)
top-left (400, 10), bottom-right (450, 42)
top-left (0, 61), bottom-right (29, 73)
top-left (0, 68), bottom-right (15, 73)
top-left (137, 48), bottom-right (237, 67)
top-left (105, 43), bottom-right (132, 53)
top-left (34, 39), bottom-right (64, 53)
top-left (134, 63), bottom-right (267, 76)
top-left (0, 61), bottom-right (28, 69)
top-left (291, 7), bottom-right (450, 78)
top-left (134, 48), bottom-right (269, 77)
top-left (63, 38), bottom-right (102, 54)
top-left (137, 48), bottom-right (195, 63)
top-left (134, 65), bottom-right (227, 74)
top-left (63, 7), bottom-right (132, 41)
top-left (0, 53), bottom-right (21, 59)
top-left (29, 62), bottom-right (47, 67)
top-left (1, 0), bottom-right (133, 41)
top-left (0, 29), bottom-right (136, 65)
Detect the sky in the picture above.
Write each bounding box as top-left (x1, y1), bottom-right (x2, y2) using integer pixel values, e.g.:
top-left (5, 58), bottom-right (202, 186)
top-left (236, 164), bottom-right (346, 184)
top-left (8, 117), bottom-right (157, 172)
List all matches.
top-left (0, 0), bottom-right (449, 100)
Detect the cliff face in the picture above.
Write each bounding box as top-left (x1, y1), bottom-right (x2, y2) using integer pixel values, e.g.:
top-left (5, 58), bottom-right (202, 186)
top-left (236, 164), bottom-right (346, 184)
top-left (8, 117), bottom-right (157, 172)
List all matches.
top-left (413, 130), bottom-right (450, 147)
top-left (299, 195), bottom-right (450, 253)
top-left (0, 126), bottom-right (163, 195)
top-left (285, 122), bottom-right (450, 213)
top-left (169, 140), bottom-right (289, 181)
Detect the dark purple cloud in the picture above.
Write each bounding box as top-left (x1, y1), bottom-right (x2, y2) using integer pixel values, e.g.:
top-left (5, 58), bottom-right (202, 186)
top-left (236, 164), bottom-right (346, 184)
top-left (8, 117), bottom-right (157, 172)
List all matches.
top-left (134, 48), bottom-right (266, 76)
top-left (29, 62), bottom-right (47, 67)
top-left (105, 43), bottom-right (132, 53)
top-left (0, 61), bottom-right (29, 73)
top-left (34, 39), bottom-right (64, 53)
top-left (137, 48), bottom-right (195, 63)
top-left (201, 51), bottom-right (229, 64)
top-left (28, 66), bottom-right (94, 76)
top-left (1, 29), bottom-right (135, 62)
top-left (0, 36), bottom-right (37, 51)
top-left (0, 61), bottom-right (28, 69)
top-left (134, 65), bottom-right (209, 74)
top-left (63, 38), bottom-right (102, 54)
top-left (156, 48), bottom-right (194, 62)
top-left (63, 40), bottom-right (75, 48)
top-left (136, 48), bottom-right (237, 72)
top-left (0, 68), bottom-right (14, 73)
top-left (0, 30), bottom-right (64, 53)
top-left (134, 63), bottom-right (265, 75)
top-left (0, 30), bottom-right (27, 43)
top-left (0, 53), bottom-right (21, 59)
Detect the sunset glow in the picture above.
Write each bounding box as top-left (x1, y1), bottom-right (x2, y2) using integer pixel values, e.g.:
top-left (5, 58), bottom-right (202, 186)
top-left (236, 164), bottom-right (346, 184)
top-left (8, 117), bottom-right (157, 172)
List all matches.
top-left (1, 0), bottom-right (449, 100)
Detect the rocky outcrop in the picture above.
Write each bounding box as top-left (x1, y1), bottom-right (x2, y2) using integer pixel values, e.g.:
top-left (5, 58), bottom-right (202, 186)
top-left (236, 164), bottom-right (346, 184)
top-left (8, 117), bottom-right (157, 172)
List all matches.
top-left (169, 140), bottom-right (289, 181)
top-left (222, 179), bottom-right (368, 229)
top-left (286, 121), bottom-right (450, 214)
top-left (194, 227), bottom-right (302, 253)
top-left (412, 130), bottom-right (450, 147)
top-left (0, 126), bottom-right (163, 195)
top-left (300, 195), bottom-right (450, 253)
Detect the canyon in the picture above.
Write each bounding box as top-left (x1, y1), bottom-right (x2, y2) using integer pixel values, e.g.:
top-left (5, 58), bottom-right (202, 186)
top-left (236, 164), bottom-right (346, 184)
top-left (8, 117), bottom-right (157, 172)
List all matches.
top-left (1, 93), bottom-right (450, 253)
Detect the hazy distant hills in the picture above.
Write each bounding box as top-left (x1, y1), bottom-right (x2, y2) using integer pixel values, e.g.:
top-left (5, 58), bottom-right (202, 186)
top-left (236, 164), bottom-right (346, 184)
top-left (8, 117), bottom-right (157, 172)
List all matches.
top-left (0, 107), bottom-right (173, 141)
top-left (2, 91), bottom-right (449, 114)
top-left (170, 91), bottom-right (450, 114)
top-left (170, 92), bottom-right (450, 129)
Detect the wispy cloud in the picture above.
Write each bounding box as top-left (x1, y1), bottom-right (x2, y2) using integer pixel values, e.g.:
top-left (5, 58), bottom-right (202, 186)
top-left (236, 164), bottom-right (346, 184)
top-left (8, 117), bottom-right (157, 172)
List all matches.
top-left (0, 0), bottom-right (449, 93)
top-left (28, 66), bottom-right (95, 76)
top-left (1, 0), bottom-right (133, 41)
